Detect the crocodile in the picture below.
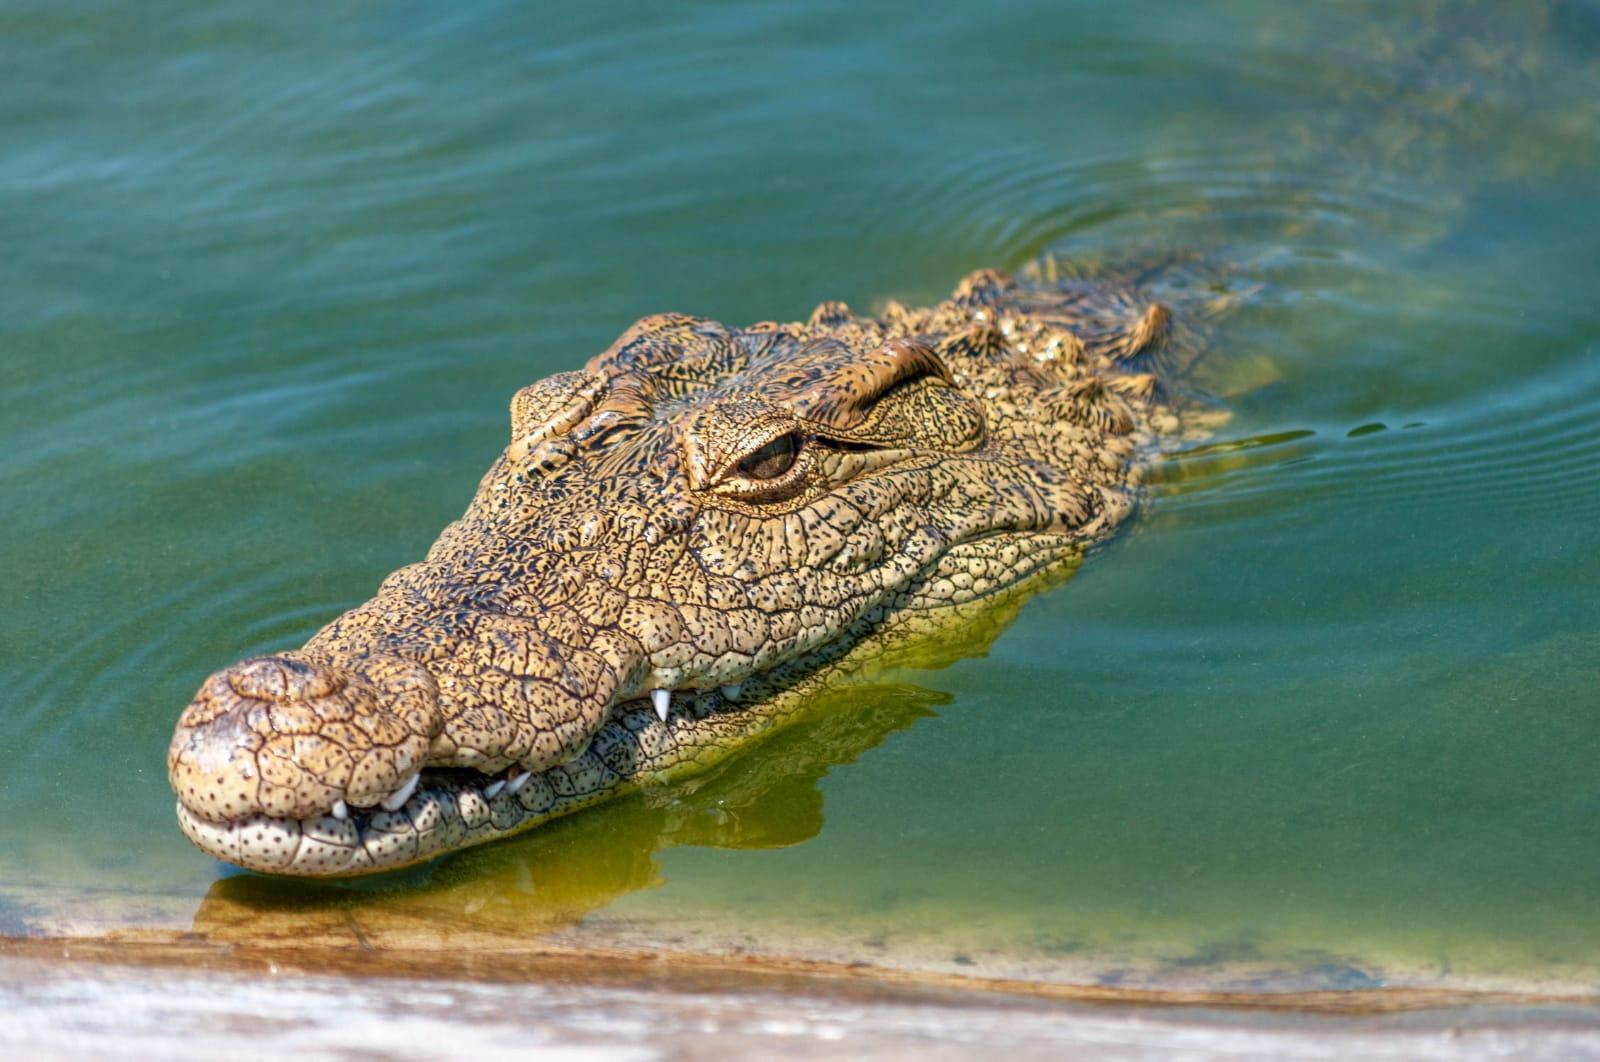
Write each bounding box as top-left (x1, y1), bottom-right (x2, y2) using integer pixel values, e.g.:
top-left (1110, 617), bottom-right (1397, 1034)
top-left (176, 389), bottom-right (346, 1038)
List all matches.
top-left (167, 262), bottom-right (1216, 877)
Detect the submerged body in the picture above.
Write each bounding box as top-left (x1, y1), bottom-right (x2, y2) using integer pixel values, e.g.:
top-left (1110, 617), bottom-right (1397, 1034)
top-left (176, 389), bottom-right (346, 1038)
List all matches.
top-left (168, 263), bottom-right (1212, 876)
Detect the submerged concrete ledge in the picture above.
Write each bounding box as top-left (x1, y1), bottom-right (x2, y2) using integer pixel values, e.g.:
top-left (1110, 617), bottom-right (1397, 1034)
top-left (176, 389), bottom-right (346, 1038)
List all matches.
top-left (4, 935), bottom-right (1600, 1060)
top-left (4, 931), bottom-right (1600, 1016)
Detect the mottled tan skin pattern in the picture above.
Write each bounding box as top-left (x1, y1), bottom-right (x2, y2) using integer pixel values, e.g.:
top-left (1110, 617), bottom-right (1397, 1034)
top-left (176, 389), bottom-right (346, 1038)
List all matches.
top-left (168, 263), bottom-right (1209, 876)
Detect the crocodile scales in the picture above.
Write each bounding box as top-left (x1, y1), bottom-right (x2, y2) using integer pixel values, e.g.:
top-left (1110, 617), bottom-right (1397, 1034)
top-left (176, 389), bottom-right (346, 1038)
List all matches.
top-left (167, 262), bottom-right (1217, 876)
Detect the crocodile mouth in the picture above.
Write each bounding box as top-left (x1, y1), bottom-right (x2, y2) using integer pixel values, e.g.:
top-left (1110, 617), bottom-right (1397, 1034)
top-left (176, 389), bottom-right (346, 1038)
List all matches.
top-left (174, 682), bottom-right (764, 877)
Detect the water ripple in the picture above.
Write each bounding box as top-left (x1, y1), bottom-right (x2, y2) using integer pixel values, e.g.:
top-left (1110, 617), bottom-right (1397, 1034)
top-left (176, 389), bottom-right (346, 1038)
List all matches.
top-left (1153, 347), bottom-right (1600, 529)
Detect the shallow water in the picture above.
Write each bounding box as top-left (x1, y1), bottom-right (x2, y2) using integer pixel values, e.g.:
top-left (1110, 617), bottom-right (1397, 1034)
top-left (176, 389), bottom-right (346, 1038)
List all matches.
top-left (3, 0), bottom-right (1600, 990)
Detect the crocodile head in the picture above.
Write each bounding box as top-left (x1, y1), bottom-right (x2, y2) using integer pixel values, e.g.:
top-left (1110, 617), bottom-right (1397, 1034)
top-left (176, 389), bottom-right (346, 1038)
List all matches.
top-left (168, 265), bottom-right (1200, 876)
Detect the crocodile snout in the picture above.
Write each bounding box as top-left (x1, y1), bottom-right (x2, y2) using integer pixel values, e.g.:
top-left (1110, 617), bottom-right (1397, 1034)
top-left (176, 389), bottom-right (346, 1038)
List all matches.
top-left (167, 653), bottom-right (442, 824)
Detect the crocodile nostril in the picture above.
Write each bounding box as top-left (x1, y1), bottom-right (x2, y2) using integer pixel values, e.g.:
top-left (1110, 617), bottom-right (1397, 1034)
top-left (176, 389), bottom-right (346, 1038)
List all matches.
top-left (226, 655), bottom-right (340, 701)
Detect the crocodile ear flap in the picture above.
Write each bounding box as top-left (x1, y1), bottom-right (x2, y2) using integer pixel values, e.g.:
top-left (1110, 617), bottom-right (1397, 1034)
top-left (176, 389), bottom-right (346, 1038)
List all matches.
top-left (791, 339), bottom-right (953, 431)
top-left (507, 370), bottom-right (607, 462)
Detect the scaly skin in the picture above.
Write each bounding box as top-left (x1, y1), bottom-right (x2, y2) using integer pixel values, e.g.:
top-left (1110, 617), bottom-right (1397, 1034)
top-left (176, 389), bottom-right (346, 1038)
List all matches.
top-left (168, 262), bottom-right (1212, 876)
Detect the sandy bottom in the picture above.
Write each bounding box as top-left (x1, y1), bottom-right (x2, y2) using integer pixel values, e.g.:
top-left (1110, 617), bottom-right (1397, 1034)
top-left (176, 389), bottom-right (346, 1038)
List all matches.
top-left (7, 873), bottom-right (1597, 999)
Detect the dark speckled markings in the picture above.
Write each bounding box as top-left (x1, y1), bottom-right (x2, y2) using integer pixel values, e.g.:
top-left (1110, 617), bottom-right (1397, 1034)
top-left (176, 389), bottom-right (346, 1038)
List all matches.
top-left (168, 258), bottom-right (1225, 876)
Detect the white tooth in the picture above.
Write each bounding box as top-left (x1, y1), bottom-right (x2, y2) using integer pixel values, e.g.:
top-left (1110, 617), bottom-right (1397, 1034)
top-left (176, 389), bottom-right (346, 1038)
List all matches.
top-left (652, 688), bottom-right (671, 722)
top-left (721, 683), bottom-right (743, 701)
top-left (331, 799), bottom-right (349, 821)
top-left (483, 780), bottom-right (506, 799)
top-left (380, 772), bottom-right (421, 812)
top-left (505, 770), bottom-right (532, 795)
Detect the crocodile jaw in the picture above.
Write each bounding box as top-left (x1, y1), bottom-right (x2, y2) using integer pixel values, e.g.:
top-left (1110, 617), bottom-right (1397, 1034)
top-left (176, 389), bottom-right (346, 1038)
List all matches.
top-left (174, 691), bottom-right (726, 876)
top-left (170, 531), bottom-right (1092, 876)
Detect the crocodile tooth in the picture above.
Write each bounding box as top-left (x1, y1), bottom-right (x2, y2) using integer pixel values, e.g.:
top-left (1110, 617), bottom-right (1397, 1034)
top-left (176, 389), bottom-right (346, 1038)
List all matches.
top-left (505, 770), bottom-right (532, 795)
top-left (380, 772), bottom-right (421, 812)
top-left (652, 688), bottom-right (671, 722)
top-left (483, 779), bottom-right (506, 799)
top-left (721, 683), bottom-right (743, 701)
top-left (331, 799), bottom-right (350, 821)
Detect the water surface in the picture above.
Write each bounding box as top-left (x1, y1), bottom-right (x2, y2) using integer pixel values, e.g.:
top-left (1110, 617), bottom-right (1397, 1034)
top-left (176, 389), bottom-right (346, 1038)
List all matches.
top-left (3, 0), bottom-right (1599, 991)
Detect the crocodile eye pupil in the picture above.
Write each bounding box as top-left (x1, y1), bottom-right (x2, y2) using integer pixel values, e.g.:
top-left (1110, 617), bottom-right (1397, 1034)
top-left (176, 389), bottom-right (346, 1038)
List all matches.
top-left (736, 433), bottom-right (799, 480)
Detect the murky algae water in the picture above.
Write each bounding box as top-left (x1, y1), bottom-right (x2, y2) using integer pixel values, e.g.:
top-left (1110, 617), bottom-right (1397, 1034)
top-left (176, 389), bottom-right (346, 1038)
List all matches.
top-left (3, 1), bottom-right (1599, 992)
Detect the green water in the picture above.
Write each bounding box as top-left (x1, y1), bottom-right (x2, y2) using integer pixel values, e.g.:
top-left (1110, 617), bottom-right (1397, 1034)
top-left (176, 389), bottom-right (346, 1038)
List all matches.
top-left (4, 1), bottom-right (1600, 988)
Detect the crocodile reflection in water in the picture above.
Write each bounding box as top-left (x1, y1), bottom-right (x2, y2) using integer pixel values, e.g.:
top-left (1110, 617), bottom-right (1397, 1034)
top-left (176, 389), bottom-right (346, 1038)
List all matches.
top-left (169, 259), bottom-right (1226, 877)
top-left (192, 678), bottom-right (945, 946)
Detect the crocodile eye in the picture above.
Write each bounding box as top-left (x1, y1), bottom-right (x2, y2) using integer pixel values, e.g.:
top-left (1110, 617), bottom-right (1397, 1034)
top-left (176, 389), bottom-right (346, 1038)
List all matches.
top-left (736, 432), bottom-right (800, 480)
